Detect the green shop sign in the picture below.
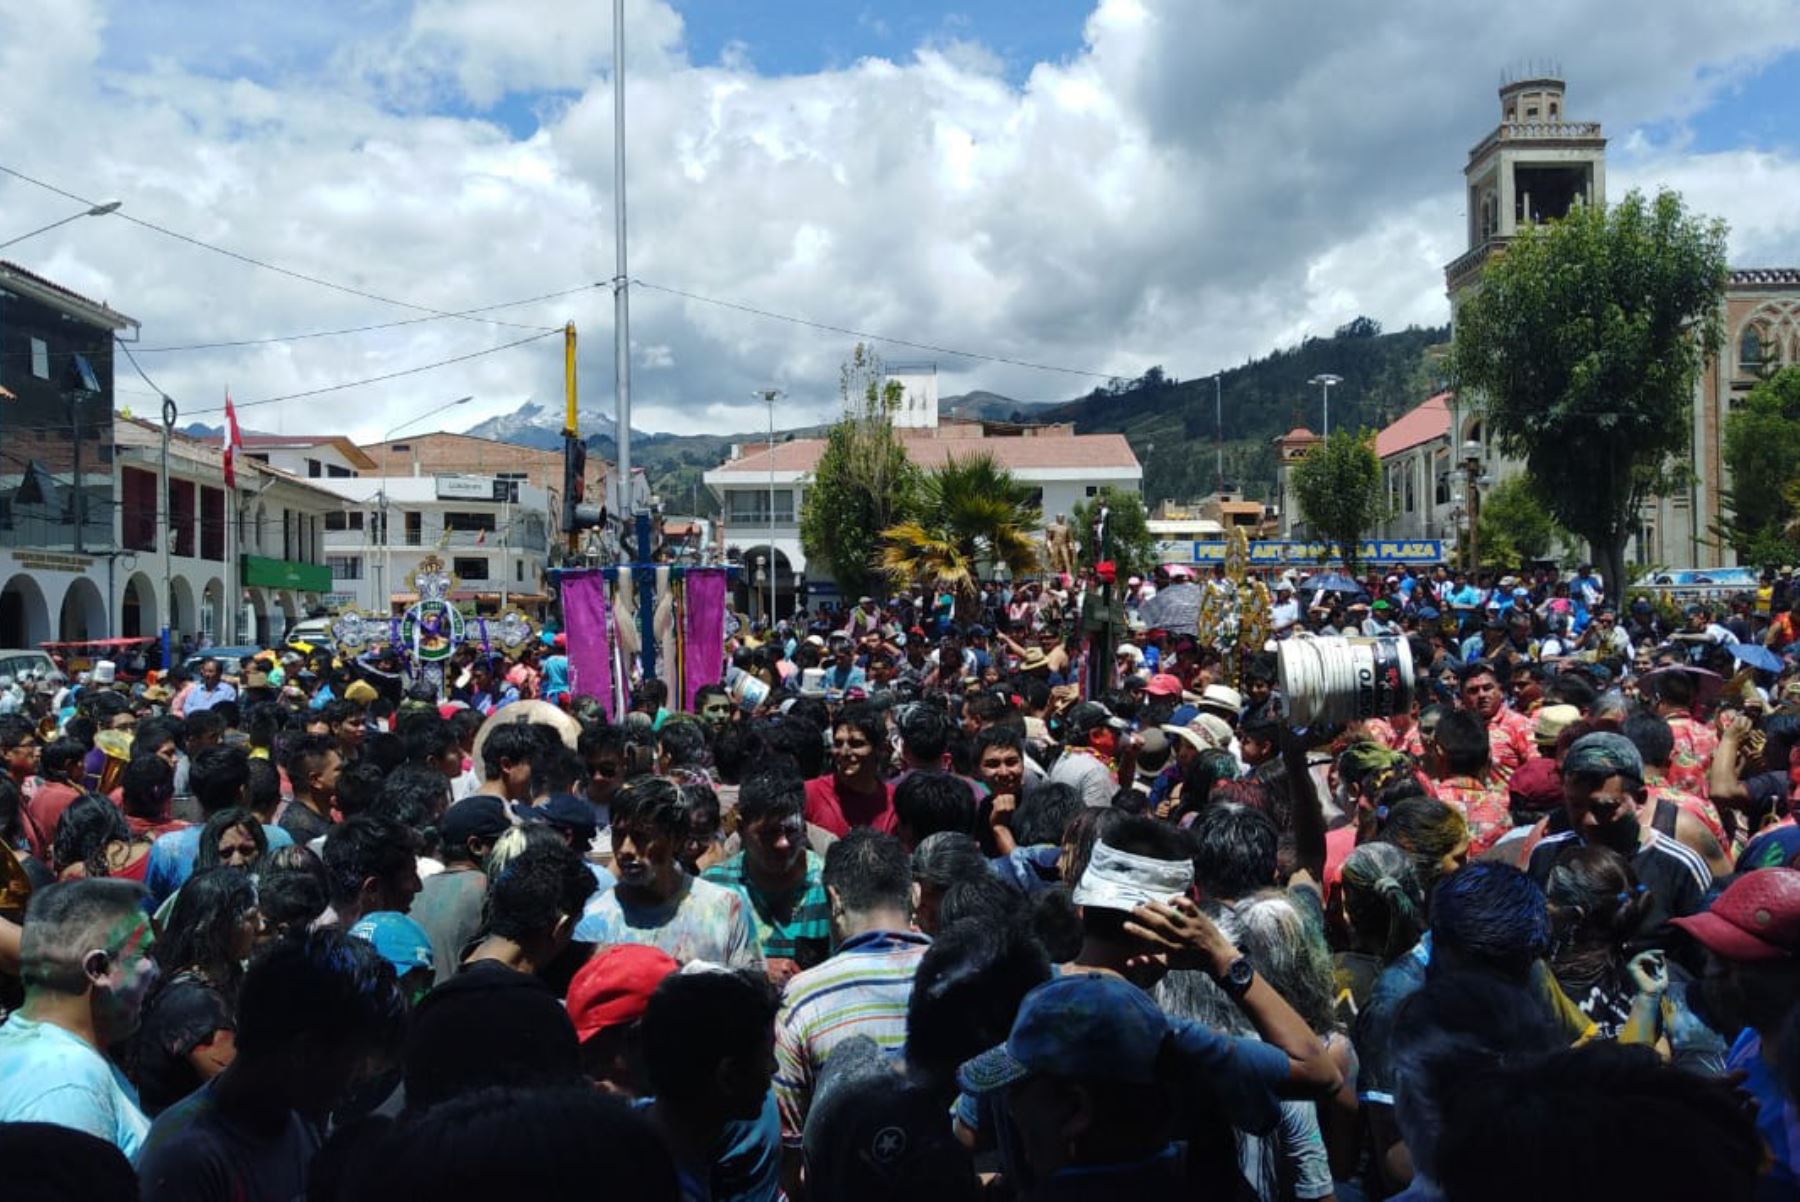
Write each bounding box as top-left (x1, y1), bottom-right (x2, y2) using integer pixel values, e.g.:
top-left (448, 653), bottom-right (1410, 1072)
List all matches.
top-left (239, 555), bottom-right (332, 593)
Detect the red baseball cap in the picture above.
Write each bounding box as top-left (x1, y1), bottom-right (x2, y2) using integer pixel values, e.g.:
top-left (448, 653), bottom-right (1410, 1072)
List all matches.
top-left (1670, 867), bottom-right (1800, 963)
top-left (1144, 673), bottom-right (1185, 698)
top-left (565, 944), bottom-right (680, 1042)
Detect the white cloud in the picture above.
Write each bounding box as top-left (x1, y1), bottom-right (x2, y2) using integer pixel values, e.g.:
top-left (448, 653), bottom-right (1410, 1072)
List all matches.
top-left (0, 0), bottom-right (1796, 448)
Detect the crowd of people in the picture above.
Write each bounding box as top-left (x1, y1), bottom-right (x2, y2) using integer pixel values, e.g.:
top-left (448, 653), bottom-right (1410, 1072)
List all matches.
top-left (0, 559), bottom-right (1797, 1201)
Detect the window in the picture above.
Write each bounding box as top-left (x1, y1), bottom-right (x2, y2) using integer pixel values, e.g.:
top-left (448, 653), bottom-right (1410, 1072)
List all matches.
top-left (443, 511), bottom-right (496, 532)
top-left (725, 489), bottom-right (794, 524)
top-left (391, 443), bottom-right (410, 453)
top-left (453, 557), bottom-right (489, 581)
top-left (29, 337), bottom-right (47, 379)
top-left (1085, 486), bottom-right (1099, 497)
top-left (200, 486), bottom-right (224, 561)
top-left (497, 471), bottom-right (528, 481)
top-left (1404, 465), bottom-right (1416, 513)
top-left (170, 479), bottom-right (196, 557)
top-left (404, 511), bottom-right (422, 546)
top-left (325, 510), bottom-right (365, 532)
top-left (306, 458), bottom-right (322, 478)
top-left (1435, 469), bottom-right (1452, 507)
top-left (327, 464), bottom-right (353, 478)
top-left (327, 555), bottom-right (363, 580)
top-left (1525, 105), bottom-right (1539, 119)
top-left (121, 468), bottom-right (158, 551)
top-left (1739, 326), bottom-right (1765, 373)
top-left (516, 560), bottom-right (525, 582)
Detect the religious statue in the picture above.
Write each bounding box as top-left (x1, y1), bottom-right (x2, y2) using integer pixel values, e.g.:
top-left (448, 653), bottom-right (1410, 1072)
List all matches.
top-left (1045, 514), bottom-right (1077, 578)
top-left (1196, 527), bottom-right (1273, 687)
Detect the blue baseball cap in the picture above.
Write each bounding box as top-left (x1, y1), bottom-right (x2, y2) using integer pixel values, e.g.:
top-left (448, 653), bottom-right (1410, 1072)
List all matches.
top-left (957, 973), bottom-right (1169, 1094)
top-left (348, 911), bottom-right (435, 978)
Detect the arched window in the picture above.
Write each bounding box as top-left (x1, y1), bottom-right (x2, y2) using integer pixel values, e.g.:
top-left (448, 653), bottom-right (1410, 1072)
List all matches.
top-left (1739, 326), bottom-right (1764, 373)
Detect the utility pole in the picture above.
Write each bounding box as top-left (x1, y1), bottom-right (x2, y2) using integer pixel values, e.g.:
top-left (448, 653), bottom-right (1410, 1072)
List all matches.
top-left (755, 389), bottom-right (782, 623)
top-left (1213, 373), bottom-right (1224, 493)
top-left (160, 396), bottom-right (176, 668)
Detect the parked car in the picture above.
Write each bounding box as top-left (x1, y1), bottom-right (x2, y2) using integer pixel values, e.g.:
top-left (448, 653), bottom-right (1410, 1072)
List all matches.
top-left (284, 618), bottom-right (334, 649)
top-left (0, 649), bottom-right (59, 681)
top-left (183, 646), bottom-right (267, 681)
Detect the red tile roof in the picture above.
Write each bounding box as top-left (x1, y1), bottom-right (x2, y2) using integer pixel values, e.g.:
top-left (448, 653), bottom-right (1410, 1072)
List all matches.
top-left (711, 429), bottom-right (1140, 476)
top-left (1375, 393), bottom-right (1452, 459)
top-left (1275, 426), bottom-right (1319, 443)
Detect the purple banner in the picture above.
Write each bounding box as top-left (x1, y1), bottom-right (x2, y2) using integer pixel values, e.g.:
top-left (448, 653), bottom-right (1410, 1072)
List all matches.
top-left (561, 571), bottom-right (614, 720)
top-left (681, 568), bottom-right (728, 712)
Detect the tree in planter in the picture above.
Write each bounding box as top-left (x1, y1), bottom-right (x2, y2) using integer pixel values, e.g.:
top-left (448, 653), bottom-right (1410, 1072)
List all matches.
top-left (1071, 488), bottom-right (1157, 579)
top-left (1451, 188), bottom-right (1728, 595)
top-left (1477, 475), bottom-right (1568, 567)
top-left (1289, 429), bottom-right (1385, 577)
top-left (798, 344), bottom-right (917, 595)
top-left (1720, 367), bottom-right (1800, 565)
top-left (879, 453), bottom-right (1040, 612)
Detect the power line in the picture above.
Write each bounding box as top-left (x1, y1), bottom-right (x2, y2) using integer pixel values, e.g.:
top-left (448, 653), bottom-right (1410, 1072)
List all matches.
top-left (0, 162), bottom-right (554, 333)
top-left (3, 282), bottom-right (598, 362)
top-left (181, 328), bottom-right (562, 416)
top-left (632, 277), bottom-right (1119, 381)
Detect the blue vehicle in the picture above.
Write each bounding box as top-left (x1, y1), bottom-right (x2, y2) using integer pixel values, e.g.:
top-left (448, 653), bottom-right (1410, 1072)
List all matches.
top-left (183, 646), bottom-right (267, 680)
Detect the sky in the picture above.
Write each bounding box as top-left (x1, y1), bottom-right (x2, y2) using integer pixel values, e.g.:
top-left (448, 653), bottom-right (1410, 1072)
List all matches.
top-left (2, 0), bottom-right (1798, 445)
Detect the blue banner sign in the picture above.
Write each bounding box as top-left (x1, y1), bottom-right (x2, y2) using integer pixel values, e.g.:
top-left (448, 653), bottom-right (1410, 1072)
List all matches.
top-left (1178, 539), bottom-right (1446, 566)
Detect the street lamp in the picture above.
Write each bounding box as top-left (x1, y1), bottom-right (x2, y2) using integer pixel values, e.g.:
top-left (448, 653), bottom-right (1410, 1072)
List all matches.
top-left (377, 394), bottom-right (473, 616)
top-left (1308, 373), bottom-right (1342, 438)
top-left (1213, 372), bottom-right (1225, 492)
top-left (0, 200), bottom-right (122, 251)
top-left (754, 389), bottom-right (783, 624)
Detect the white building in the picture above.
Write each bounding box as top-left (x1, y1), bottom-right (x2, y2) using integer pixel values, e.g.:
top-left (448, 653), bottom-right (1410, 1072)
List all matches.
top-left (312, 475), bottom-right (555, 617)
top-left (704, 378), bottom-right (1142, 615)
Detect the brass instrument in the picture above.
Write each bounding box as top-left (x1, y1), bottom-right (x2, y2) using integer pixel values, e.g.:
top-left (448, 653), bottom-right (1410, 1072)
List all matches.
top-left (94, 729), bottom-right (133, 797)
top-left (0, 843), bottom-right (30, 922)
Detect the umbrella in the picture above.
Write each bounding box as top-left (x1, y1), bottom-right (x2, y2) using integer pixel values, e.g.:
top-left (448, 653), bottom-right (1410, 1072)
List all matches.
top-left (1728, 643), bottom-right (1785, 674)
top-left (1299, 573), bottom-right (1361, 595)
top-left (1637, 664), bottom-right (1726, 710)
top-left (1135, 582), bottom-right (1203, 632)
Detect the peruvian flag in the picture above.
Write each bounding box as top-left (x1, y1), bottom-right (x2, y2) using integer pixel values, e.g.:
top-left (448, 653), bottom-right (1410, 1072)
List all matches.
top-left (222, 391), bottom-right (243, 488)
top-left (474, 528), bottom-right (486, 545)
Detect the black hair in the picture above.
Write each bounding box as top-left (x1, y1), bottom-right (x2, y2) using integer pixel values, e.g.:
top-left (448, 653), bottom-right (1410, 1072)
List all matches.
top-left (0, 713), bottom-right (36, 751)
top-left (737, 763), bottom-right (807, 827)
top-left (255, 845), bottom-right (330, 938)
top-left (39, 738), bottom-right (85, 785)
top-left (0, 776), bottom-right (23, 851)
top-left (762, 716), bottom-right (826, 779)
top-left (695, 683), bottom-right (729, 711)
top-left (1434, 1043), bottom-right (1761, 1202)
top-left (342, 1086), bottom-right (679, 1202)
top-left (50, 795), bottom-right (131, 880)
top-left (1189, 803), bottom-right (1277, 901)
top-left (1457, 659), bottom-right (1501, 688)
top-left (481, 721), bottom-right (542, 778)
top-left (235, 928), bottom-right (406, 1062)
top-left (189, 745), bottom-right (251, 816)
top-left (120, 753), bottom-right (175, 821)
top-left (1543, 673), bottom-right (1598, 713)
top-left (973, 724), bottom-right (1024, 763)
top-left (1176, 748), bottom-right (1240, 821)
top-left (1430, 863), bottom-right (1551, 980)
top-left (243, 701), bottom-right (281, 751)
top-left (832, 703), bottom-right (887, 764)
top-left (529, 744), bottom-right (587, 799)
top-left (372, 766), bottom-right (450, 854)
top-left (321, 699), bottom-right (364, 729)
top-left (1432, 709), bottom-right (1492, 776)
top-left (322, 816), bottom-right (421, 907)
top-left (335, 761), bottom-right (386, 818)
top-left (447, 709), bottom-right (485, 745)
top-left (134, 716), bottom-right (182, 756)
top-left (900, 705), bottom-right (953, 763)
top-left (894, 772), bottom-right (977, 844)
top-left (1379, 795), bottom-right (1468, 904)
top-left (283, 733), bottom-right (340, 798)
top-left (181, 709), bottom-right (227, 744)
top-left (245, 758), bottom-right (281, 819)
top-left (401, 717), bottom-right (459, 768)
top-left (0, 1122), bottom-right (138, 1202)
top-left (709, 722), bottom-right (766, 785)
top-left (1012, 782), bottom-right (1083, 847)
top-left (821, 828), bottom-right (912, 916)
top-left (1062, 806), bottom-right (1126, 886)
top-left (939, 874), bottom-right (1021, 930)
top-left (156, 866), bottom-right (257, 994)
top-left (640, 969), bottom-right (779, 1104)
top-left (1620, 708), bottom-right (1675, 770)
top-left (608, 776), bottom-right (687, 842)
top-left (361, 731), bottom-right (407, 775)
top-left (484, 841), bottom-right (597, 944)
top-left (1239, 716), bottom-right (1281, 748)
top-left (905, 920), bottom-right (1053, 1095)
top-left (657, 720), bottom-right (708, 771)
top-left (194, 806), bottom-right (268, 873)
top-left (629, 678), bottom-right (668, 712)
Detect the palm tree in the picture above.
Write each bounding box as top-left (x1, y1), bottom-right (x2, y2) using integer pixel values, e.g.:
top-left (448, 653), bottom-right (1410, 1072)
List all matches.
top-left (880, 453), bottom-right (1041, 609)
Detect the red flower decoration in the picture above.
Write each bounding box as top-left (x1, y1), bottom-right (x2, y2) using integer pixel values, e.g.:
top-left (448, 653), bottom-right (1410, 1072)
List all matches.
top-left (1095, 561), bottom-right (1118, 583)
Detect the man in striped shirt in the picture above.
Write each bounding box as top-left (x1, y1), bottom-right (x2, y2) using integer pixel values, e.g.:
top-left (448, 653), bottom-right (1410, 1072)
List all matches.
top-left (703, 766), bottom-right (834, 982)
top-left (773, 829), bottom-right (929, 1162)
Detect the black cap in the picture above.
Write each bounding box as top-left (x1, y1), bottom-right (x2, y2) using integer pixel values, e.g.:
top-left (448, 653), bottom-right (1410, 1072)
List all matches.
top-left (533, 792), bottom-right (599, 840)
top-left (441, 795), bottom-right (510, 848)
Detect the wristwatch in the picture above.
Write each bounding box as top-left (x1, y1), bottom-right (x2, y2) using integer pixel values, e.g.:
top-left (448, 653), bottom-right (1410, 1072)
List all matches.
top-left (1215, 954), bottom-right (1254, 1000)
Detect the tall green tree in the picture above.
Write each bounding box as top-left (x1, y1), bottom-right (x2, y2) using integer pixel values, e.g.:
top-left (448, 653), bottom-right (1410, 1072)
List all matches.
top-left (1452, 188), bottom-right (1729, 593)
top-left (798, 344), bottom-right (917, 594)
top-left (1072, 487), bottom-right (1158, 578)
top-left (880, 453), bottom-right (1040, 607)
top-left (1477, 474), bottom-right (1567, 566)
top-left (1721, 366), bottom-right (1800, 565)
top-left (1289, 429), bottom-right (1385, 576)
